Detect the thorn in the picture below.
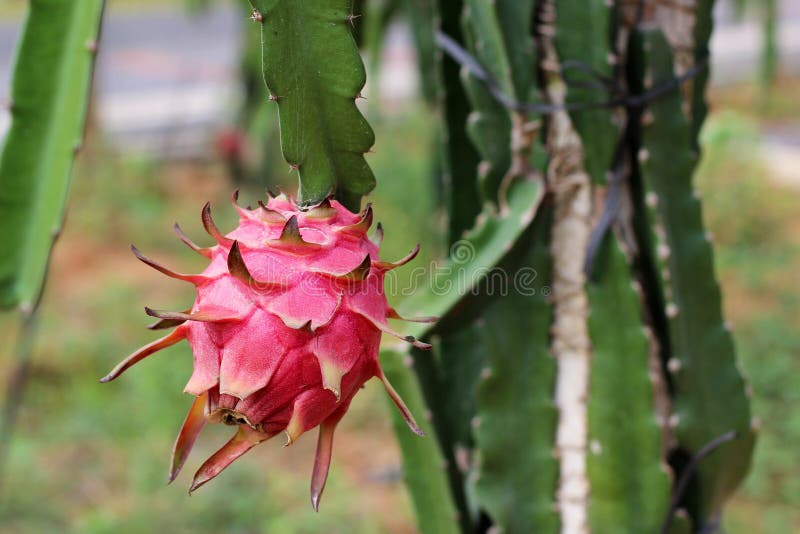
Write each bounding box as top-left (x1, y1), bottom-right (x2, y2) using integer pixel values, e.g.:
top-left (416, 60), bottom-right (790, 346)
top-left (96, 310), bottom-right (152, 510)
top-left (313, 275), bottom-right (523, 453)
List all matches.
top-left (310, 421), bottom-right (337, 512)
top-left (189, 427), bottom-right (271, 493)
top-left (130, 244), bottom-right (207, 284)
top-left (370, 222), bottom-right (384, 248)
top-left (340, 204), bottom-right (373, 234)
top-left (343, 255), bottom-right (371, 282)
top-left (201, 202), bottom-right (233, 247)
top-left (355, 91), bottom-right (366, 100)
top-left (268, 93), bottom-right (281, 102)
top-left (270, 216), bottom-right (321, 252)
top-left (379, 372), bottom-right (425, 436)
top-left (147, 310), bottom-right (189, 330)
top-left (144, 306), bottom-right (240, 323)
top-left (169, 393), bottom-right (207, 483)
top-left (280, 215), bottom-right (301, 240)
top-left (85, 39), bottom-right (98, 53)
top-left (345, 13), bottom-right (361, 27)
top-left (375, 244), bottom-right (420, 271)
top-left (387, 308), bottom-right (437, 324)
top-left (173, 223), bottom-right (212, 258)
top-left (250, 9), bottom-right (264, 23)
top-left (100, 328), bottom-right (186, 383)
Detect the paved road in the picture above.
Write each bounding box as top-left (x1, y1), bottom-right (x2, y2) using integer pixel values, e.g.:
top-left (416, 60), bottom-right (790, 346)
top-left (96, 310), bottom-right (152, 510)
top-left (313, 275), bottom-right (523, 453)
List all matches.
top-left (0, 1), bottom-right (798, 158)
top-left (0, 5), bottom-right (242, 157)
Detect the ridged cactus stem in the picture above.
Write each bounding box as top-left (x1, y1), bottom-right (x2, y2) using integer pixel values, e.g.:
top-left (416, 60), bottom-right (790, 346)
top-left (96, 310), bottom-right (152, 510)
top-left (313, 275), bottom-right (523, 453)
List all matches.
top-left (539, 3), bottom-right (594, 529)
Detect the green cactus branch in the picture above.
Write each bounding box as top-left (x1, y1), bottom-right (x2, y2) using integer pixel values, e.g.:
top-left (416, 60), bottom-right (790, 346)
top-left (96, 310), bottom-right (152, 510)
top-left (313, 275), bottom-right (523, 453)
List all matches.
top-left (553, 0), bottom-right (617, 184)
top-left (461, 0), bottom-right (540, 204)
top-left (380, 350), bottom-right (460, 534)
top-left (393, 177), bottom-right (543, 340)
top-left (690, 0), bottom-right (716, 150)
top-left (436, 0), bottom-right (483, 244)
top-left (0, 0), bottom-right (106, 310)
top-left (248, 0), bottom-right (375, 212)
top-left (635, 29), bottom-right (755, 524)
top-left (586, 233), bottom-right (671, 532)
top-left (473, 209), bottom-right (559, 533)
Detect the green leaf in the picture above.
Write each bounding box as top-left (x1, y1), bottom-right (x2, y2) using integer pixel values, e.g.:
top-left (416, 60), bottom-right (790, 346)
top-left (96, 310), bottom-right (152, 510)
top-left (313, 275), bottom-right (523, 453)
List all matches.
top-left (636, 29), bottom-right (755, 523)
top-left (0, 0), bottom-right (105, 310)
top-left (473, 208), bottom-right (559, 533)
top-left (393, 177), bottom-right (544, 340)
top-left (380, 350), bottom-right (460, 534)
top-left (586, 233), bottom-right (671, 532)
top-left (248, 0), bottom-right (375, 211)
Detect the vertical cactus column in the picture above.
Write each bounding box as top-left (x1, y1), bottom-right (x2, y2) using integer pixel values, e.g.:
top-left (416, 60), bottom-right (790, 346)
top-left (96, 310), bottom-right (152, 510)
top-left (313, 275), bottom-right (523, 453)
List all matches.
top-left (0, 0), bottom-right (106, 480)
top-left (0, 0), bottom-right (106, 310)
top-left (633, 29), bottom-right (755, 525)
top-left (387, 0), bottom-right (755, 532)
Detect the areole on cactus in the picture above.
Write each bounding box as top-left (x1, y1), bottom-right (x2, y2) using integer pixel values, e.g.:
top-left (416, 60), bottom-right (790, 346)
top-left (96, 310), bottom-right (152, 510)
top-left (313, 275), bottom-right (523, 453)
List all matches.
top-left (101, 191), bottom-right (432, 510)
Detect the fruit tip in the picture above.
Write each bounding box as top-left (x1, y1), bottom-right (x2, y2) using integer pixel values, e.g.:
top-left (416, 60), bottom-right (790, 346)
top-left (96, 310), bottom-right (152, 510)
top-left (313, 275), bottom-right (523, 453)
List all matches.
top-left (311, 494), bottom-right (321, 512)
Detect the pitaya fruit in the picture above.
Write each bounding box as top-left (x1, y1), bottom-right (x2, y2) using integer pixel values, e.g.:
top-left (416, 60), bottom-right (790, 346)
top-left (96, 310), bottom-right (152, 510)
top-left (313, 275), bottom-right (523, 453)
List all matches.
top-left (101, 192), bottom-right (433, 509)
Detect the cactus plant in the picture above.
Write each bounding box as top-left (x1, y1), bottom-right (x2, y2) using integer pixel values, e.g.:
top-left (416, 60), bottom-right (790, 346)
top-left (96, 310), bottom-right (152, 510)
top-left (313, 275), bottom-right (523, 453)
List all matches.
top-left (385, 0), bottom-right (755, 532)
top-left (0, 0), bottom-right (105, 310)
top-left (0, 0), bottom-right (105, 476)
top-left (0, 0), bottom-right (758, 529)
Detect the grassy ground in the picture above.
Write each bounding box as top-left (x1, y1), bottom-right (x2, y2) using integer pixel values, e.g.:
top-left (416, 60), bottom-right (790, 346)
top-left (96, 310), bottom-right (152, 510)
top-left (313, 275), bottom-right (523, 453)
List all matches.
top-left (701, 80), bottom-right (800, 533)
top-left (0, 78), bottom-right (797, 532)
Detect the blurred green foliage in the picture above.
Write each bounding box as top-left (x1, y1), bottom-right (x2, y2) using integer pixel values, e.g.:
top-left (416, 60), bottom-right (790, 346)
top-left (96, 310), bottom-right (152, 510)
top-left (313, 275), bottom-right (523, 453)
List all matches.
top-left (694, 105), bottom-right (800, 533)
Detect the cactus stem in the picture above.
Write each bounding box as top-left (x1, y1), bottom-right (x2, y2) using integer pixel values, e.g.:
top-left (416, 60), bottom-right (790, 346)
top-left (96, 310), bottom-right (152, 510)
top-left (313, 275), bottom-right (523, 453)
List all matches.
top-left (541, 8), bottom-right (594, 529)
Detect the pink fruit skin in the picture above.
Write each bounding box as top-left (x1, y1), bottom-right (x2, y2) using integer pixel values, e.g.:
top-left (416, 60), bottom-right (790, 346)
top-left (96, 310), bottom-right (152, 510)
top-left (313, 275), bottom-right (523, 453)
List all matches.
top-left (102, 193), bottom-right (431, 510)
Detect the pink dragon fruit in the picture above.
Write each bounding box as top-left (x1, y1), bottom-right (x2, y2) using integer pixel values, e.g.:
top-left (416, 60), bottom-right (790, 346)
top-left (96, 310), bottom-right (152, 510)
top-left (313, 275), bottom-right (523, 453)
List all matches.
top-left (101, 192), bottom-right (432, 509)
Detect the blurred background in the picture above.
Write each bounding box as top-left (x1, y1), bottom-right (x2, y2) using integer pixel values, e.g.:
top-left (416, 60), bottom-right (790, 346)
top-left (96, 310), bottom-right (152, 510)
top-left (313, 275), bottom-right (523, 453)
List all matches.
top-left (0, 0), bottom-right (798, 532)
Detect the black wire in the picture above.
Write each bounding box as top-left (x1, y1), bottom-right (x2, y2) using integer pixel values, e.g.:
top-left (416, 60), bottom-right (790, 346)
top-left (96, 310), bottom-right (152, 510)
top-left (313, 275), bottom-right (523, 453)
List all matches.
top-left (583, 121), bottom-right (632, 277)
top-left (434, 30), bottom-right (708, 115)
top-left (659, 431), bottom-right (739, 534)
